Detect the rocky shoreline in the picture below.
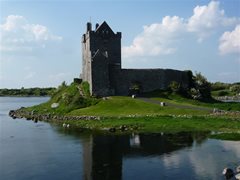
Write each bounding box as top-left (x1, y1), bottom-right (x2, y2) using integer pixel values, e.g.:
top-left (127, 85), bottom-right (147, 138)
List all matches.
top-left (215, 95), bottom-right (240, 102)
top-left (9, 108), bottom-right (100, 122)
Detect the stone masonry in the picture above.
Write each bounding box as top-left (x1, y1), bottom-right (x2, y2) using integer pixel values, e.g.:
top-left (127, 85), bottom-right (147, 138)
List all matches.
top-left (81, 21), bottom-right (190, 96)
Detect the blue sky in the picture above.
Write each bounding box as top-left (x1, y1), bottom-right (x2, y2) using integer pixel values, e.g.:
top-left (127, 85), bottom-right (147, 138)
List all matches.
top-left (0, 0), bottom-right (240, 88)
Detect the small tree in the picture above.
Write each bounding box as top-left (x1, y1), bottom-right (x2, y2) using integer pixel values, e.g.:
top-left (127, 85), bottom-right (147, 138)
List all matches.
top-left (230, 85), bottom-right (240, 95)
top-left (129, 82), bottom-right (141, 95)
top-left (169, 81), bottom-right (180, 93)
top-left (190, 72), bottom-right (211, 100)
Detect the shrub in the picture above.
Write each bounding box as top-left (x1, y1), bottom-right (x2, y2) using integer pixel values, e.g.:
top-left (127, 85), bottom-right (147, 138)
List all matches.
top-left (230, 85), bottom-right (240, 94)
top-left (211, 82), bottom-right (230, 91)
top-left (169, 81), bottom-right (181, 93)
top-left (217, 91), bottom-right (229, 96)
top-left (81, 81), bottom-right (91, 97)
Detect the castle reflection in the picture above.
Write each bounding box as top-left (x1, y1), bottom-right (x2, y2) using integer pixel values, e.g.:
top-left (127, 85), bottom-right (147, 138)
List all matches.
top-left (80, 132), bottom-right (208, 180)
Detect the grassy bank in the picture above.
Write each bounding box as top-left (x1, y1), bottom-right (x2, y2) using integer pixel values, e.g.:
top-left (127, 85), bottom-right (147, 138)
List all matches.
top-left (19, 82), bottom-right (240, 140)
top-left (26, 82), bottom-right (99, 114)
top-left (61, 116), bottom-right (240, 134)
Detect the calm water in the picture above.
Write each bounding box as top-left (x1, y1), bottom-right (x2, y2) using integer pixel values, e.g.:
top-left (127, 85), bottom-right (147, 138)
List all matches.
top-left (0, 97), bottom-right (239, 180)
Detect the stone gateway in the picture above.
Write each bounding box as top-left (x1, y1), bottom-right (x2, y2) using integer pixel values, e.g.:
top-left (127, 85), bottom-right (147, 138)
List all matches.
top-left (81, 21), bottom-right (190, 96)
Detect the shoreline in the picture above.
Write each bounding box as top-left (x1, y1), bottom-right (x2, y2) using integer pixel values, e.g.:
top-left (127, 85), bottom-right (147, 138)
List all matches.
top-left (8, 107), bottom-right (240, 134)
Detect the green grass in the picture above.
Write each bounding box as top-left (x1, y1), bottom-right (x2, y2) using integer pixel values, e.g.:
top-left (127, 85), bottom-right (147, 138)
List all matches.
top-left (210, 133), bottom-right (240, 141)
top-left (21, 85), bottom-right (240, 140)
top-left (26, 82), bottom-right (99, 114)
top-left (147, 91), bottom-right (240, 111)
top-left (211, 89), bottom-right (235, 97)
top-left (63, 116), bottom-right (240, 135)
top-left (68, 96), bottom-right (209, 117)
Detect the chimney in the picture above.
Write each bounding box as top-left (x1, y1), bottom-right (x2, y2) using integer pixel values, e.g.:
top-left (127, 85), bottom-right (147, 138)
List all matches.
top-left (87, 22), bottom-right (92, 31)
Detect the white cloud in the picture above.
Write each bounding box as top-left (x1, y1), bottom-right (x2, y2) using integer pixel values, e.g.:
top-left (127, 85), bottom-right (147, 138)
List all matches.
top-left (219, 25), bottom-right (240, 55)
top-left (0, 15), bottom-right (62, 53)
top-left (122, 1), bottom-right (239, 59)
top-left (122, 16), bottom-right (185, 58)
top-left (187, 1), bottom-right (238, 40)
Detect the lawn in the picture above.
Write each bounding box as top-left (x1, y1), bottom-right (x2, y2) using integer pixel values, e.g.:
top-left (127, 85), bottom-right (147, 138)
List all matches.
top-left (68, 96), bottom-right (209, 117)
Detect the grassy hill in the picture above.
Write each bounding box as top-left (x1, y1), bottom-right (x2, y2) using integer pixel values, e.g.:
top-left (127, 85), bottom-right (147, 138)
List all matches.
top-left (19, 82), bottom-right (240, 138)
top-left (26, 82), bottom-right (99, 114)
top-left (26, 82), bottom-right (239, 116)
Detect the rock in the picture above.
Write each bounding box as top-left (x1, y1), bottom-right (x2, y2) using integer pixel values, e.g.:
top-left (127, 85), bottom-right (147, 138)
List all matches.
top-left (222, 168), bottom-right (234, 179)
top-left (236, 173), bottom-right (240, 180)
top-left (120, 125), bottom-right (127, 131)
top-left (236, 166), bottom-right (240, 173)
top-left (9, 110), bottom-right (15, 117)
top-left (31, 110), bottom-right (35, 115)
top-left (51, 103), bottom-right (59, 109)
top-left (109, 127), bottom-right (116, 132)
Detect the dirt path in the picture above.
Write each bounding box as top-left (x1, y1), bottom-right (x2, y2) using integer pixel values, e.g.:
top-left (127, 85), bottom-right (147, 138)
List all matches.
top-left (137, 97), bottom-right (213, 112)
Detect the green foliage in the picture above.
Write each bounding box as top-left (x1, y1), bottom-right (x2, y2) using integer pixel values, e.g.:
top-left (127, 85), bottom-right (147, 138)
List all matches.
top-left (216, 90), bottom-right (229, 96)
top-left (169, 81), bottom-right (181, 93)
top-left (211, 82), bottom-right (230, 91)
top-left (210, 133), bottom-right (240, 141)
top-left (189, 72), bottom-right (211, 100)
top-left (230, 84), bottom-right (240, 94)
top-left (195, 72), bottom-right (211, 98)
top-left (185, 70), bottom-right (195, 88)
top-left (0, 87), bottom-right (56, 96)
top-left (80, 81), bottom-right (91, 97)
top-left (27, 82), bottom-right (99, 114)
top-left (129, 82), bottom-right (141, 95)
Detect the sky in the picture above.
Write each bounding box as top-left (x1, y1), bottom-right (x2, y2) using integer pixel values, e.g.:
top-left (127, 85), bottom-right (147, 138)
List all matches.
top-left (0, 0), bottom-right (240, 88)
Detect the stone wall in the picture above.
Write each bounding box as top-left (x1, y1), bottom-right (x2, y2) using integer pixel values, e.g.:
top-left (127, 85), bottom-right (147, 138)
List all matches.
top-left (81, 22), bottom-right (191, 97)
top-left (110, 68), bottom-right (190, 95)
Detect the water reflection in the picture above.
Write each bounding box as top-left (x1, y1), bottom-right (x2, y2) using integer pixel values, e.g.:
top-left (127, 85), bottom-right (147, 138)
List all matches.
top-left (61, 130), bottom-right (210, 180)
top-left (2, 97), bottom-right (239, 180)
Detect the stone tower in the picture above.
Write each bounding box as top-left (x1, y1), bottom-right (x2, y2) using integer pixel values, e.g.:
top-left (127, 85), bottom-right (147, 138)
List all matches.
top-left (81, 21), bottom-right (122, 96)
top-left (81, 21), bottom-right (190, 96)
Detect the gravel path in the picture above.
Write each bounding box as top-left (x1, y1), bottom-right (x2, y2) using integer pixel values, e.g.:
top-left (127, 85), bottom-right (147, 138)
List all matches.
top-left (137, 97), bottom-right (213, 112)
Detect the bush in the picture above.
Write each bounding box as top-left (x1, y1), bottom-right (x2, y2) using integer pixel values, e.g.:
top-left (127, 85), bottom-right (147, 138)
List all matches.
top-left (217, 91), bottom-right (229, 96)
top-left (211, 82), bottom-right (230, 91)
top-left (188, 72), bottom-right (211, 100)
top-left (230, 85), bottom-right (240, 94)
top-left (169, 81), bottom-right (181, 93)
top-left (81, 81), bottom-right (91, 97)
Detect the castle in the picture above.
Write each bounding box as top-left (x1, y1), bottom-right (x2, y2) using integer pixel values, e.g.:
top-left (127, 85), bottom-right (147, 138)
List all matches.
top-left (81, 21), bottom-right (190, 96)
